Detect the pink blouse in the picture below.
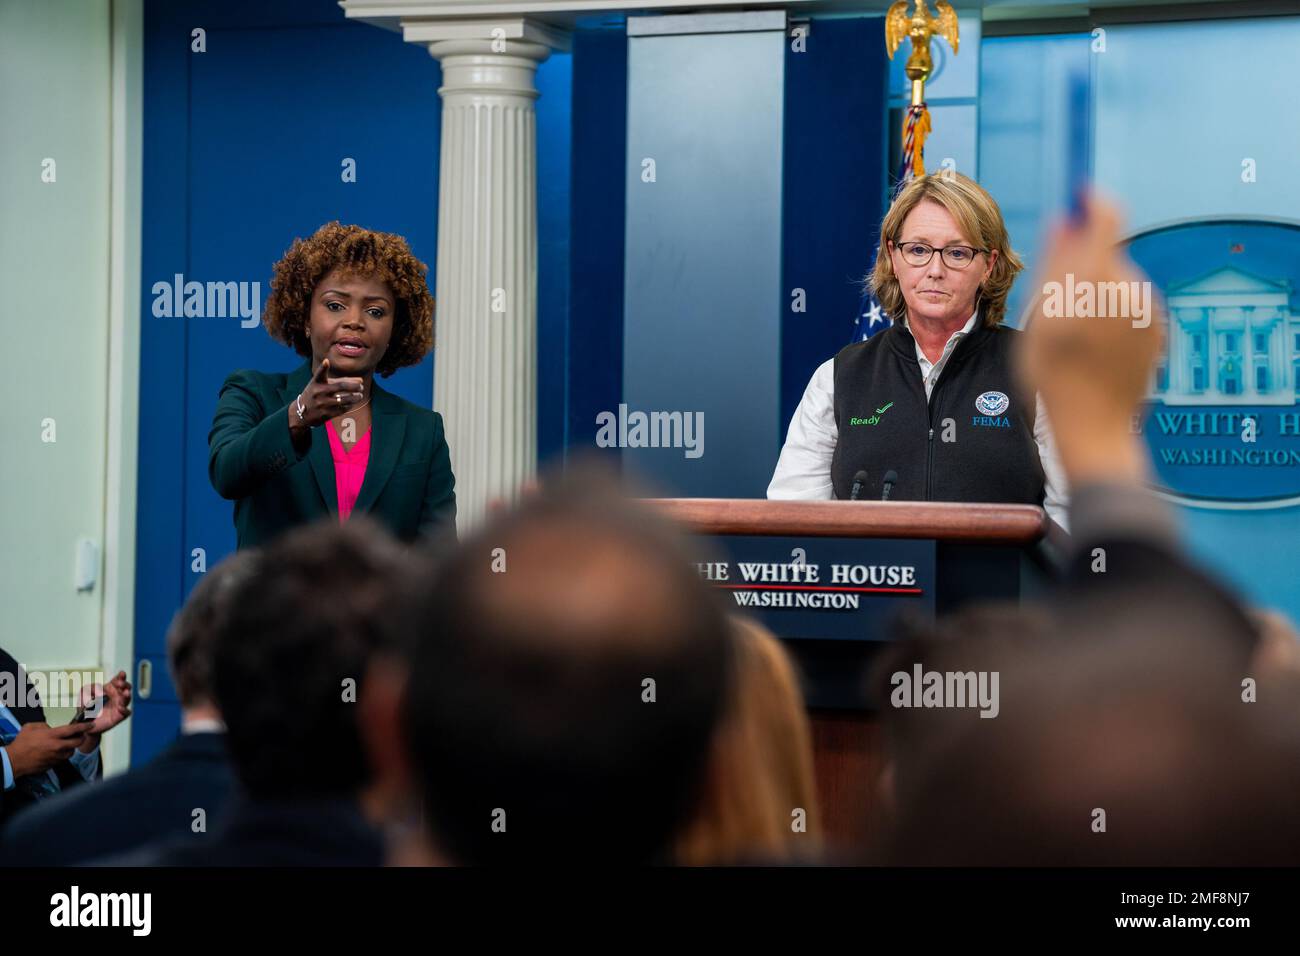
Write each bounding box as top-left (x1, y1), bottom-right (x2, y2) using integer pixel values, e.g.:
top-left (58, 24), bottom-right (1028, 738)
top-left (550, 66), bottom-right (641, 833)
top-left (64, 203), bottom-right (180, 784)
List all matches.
top-left (325, 418), bottom-right (372, 522)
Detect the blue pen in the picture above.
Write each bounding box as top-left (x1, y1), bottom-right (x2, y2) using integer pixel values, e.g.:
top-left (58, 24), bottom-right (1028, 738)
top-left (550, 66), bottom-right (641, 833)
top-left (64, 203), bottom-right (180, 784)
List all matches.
top-left (1066, 67), bottom-right (1091, 223)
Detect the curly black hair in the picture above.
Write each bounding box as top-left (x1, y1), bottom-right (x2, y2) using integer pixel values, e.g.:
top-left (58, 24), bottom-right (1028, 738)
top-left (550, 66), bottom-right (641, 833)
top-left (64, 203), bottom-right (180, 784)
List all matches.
top-left (263, 222), bottom-right (434, 377)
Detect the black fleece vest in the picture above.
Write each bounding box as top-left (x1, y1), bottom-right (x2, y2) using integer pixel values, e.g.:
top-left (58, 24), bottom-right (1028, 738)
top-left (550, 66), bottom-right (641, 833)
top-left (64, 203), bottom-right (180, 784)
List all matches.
top-left (829, 321), bottom-right (1045, 505)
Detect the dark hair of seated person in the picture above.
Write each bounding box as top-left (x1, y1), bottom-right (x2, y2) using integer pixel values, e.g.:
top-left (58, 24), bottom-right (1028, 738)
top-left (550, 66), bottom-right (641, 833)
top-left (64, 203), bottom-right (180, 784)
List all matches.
top-left (167, 548), bottom-right (260, 709)
top-left (870, 604), bottom-right (1300, 865)
top-left (211, 516), bottom-right (408, 800)
top-left (396, 470), bottom-right (734, 864)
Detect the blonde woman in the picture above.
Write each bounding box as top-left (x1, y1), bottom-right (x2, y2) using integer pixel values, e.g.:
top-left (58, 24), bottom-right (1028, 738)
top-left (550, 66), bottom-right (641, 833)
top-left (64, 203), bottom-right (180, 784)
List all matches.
top-left (768, 173), bottom-right (1068, 528)
top-left (676, 617), bottom-right (821, 866)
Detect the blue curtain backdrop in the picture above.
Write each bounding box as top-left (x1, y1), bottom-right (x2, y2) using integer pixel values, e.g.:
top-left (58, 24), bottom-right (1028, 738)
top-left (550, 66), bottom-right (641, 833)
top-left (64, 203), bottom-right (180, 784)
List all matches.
top-left (135, 1), bottom-right (627, 764)
top-left (131, 6), bottom-right (889, 761)
top-left (782, 16), bottom-right (889, 436)
top-left (137, 0), bottom-right (443, 762)
top-left (136, 7), bottom-right (1300, 765)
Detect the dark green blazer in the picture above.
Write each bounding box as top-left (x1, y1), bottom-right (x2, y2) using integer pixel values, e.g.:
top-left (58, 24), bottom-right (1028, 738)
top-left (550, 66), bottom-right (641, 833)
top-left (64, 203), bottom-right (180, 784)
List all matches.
top-left (208, 360), bottom-right (456, 549)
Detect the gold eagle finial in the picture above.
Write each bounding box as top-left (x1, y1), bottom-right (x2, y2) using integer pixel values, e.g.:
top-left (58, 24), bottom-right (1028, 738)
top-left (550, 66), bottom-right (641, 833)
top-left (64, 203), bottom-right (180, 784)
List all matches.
top-left (885, 1), bottom-right (960, 104)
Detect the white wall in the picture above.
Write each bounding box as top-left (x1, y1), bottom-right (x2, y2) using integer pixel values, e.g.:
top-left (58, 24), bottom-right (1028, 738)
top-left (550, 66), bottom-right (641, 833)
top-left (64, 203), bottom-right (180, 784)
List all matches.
top-left (0, 0), bottom-right (141, 773)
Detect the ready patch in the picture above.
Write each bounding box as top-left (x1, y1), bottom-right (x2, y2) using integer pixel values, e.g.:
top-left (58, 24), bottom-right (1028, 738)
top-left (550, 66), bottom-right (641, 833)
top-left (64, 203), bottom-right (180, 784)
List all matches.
top-left (850, 402), bottom-right (894, 427)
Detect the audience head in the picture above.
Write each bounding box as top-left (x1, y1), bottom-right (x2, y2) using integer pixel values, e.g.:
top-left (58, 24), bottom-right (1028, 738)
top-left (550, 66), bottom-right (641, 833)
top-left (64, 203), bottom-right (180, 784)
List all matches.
top-left (167, 549), bottom-right (260, 713)
top-left (1248, 607), bottom-right (1300, 680)
top-left (211, 517), bottom-right (408, 802)
top-left (872, 602), bottom-right (1053, 808)
top-left (875, 607), bottom-right (1300, 865)
top-left (674, 616), bottom-right (820, 865)
top-left (397, 470), bottom-right (733, 864)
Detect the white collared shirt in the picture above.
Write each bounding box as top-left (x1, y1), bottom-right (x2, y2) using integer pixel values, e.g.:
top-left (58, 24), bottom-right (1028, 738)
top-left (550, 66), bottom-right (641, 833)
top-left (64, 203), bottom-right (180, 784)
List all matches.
top-left (181, 717), bottom-right (226, 735)
top-left (767, 312), bottom-right (1070, 530)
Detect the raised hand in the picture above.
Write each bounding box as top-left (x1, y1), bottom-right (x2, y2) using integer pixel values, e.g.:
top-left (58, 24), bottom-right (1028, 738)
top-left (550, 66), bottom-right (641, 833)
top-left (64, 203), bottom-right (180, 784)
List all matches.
top-left (1018, 193), bottom-right (1164, 486)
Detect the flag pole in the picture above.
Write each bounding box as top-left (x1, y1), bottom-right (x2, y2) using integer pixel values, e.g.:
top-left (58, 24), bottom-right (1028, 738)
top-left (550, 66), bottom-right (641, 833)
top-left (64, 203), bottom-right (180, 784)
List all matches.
top-left (885, 0), bottom-right (960, 185)
top-left (854, 2), bottom-right (962, 342)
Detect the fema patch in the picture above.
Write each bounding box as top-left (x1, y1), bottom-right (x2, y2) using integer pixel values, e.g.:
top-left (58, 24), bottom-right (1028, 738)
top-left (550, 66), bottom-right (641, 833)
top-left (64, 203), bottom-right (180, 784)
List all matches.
top-left (975, 391), bottom-right (1010, 417)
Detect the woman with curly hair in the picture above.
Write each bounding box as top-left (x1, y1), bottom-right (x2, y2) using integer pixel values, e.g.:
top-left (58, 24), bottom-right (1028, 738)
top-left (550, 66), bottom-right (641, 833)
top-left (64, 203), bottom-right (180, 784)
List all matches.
top-left (208, 222), bottom-right (455, 549)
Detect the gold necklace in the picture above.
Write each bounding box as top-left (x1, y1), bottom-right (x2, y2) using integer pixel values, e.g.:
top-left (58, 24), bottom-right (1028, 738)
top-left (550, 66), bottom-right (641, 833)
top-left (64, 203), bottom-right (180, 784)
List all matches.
top-left (329, 396), bottom-right (371, 449)
top-left (335, 395), bottom-right (371, 416)
top-left (331, 380), bottom-right (372, 419)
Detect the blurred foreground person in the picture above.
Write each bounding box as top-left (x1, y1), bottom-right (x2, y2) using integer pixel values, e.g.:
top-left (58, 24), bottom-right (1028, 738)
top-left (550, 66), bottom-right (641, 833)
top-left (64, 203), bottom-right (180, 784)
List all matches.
top-left (1, 553), bottom-right (248, 864)
top-left (875, 606), bottom-right (1300, 865)
top-left (383, 472), bottom-right (733, 865)
top-left (120, 518), bottom-right (409, 866)
top-left (873, 194), bottom-right (1300, 865)
top-left (675, 617), bottom-right (821, 866)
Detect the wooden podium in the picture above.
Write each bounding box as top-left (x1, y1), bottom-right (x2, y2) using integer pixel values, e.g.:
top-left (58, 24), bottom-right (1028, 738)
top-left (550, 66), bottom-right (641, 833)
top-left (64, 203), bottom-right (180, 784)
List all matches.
top-left (647, 498), bottom-right (1055, 848)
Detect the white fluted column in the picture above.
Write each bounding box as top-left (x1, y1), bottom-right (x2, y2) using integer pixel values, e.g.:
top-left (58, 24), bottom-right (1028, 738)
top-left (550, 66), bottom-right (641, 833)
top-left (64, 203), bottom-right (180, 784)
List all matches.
top-left (426, 38), bottom-right (551, 530)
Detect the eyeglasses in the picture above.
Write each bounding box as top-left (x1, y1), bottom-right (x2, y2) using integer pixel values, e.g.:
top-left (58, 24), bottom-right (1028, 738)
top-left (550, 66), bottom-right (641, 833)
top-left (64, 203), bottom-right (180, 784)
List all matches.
top-left (893, 240), bottom-right (988, 270)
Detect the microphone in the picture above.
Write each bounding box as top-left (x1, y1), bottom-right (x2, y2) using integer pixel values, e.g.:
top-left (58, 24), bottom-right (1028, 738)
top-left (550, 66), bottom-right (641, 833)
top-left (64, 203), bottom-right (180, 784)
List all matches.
top-left (881, 470), bottom-right (898, 501)
top-left (850, 470), bottom-right (868, 501)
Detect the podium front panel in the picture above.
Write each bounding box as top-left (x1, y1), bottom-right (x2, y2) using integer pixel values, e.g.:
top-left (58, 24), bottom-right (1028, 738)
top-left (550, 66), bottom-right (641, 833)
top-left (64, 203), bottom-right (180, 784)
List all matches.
top-left (696, 534), bottom-right (936, 642)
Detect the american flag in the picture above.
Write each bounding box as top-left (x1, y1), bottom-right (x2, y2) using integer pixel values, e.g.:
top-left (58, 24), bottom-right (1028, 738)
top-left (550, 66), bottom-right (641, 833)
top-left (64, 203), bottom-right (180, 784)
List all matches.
top-left (851, 282), bottom-right (891, 341)
top-left (852, 109), bottom-right (925, 343)
top-left (851, 163), bottom-right (918, 342)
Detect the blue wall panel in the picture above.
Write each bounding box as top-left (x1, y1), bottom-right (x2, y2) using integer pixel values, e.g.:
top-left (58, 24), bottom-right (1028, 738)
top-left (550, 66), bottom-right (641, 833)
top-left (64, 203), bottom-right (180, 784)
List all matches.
top-left (536, 52), bottom-right (574, 467)
top-left (623, 26), bottom-right (785, 498)
top-left (567, 27), bottom-right (628, 465)
top-left (138, 1), bottom-right (616, 764)
top-left (781, 16), bottom-right (889, 441)
top-left (979, 33), bottom-right (1091, 325)
top-left (136, 0), bottom-right (441, 764)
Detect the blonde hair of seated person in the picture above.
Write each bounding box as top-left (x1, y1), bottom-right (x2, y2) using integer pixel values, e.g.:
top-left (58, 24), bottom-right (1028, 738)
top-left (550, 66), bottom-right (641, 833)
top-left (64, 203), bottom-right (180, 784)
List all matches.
top-left (675, 616), bottom-right (821, 865)
top-left (1250, 608), bottom-right (1300, 679)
